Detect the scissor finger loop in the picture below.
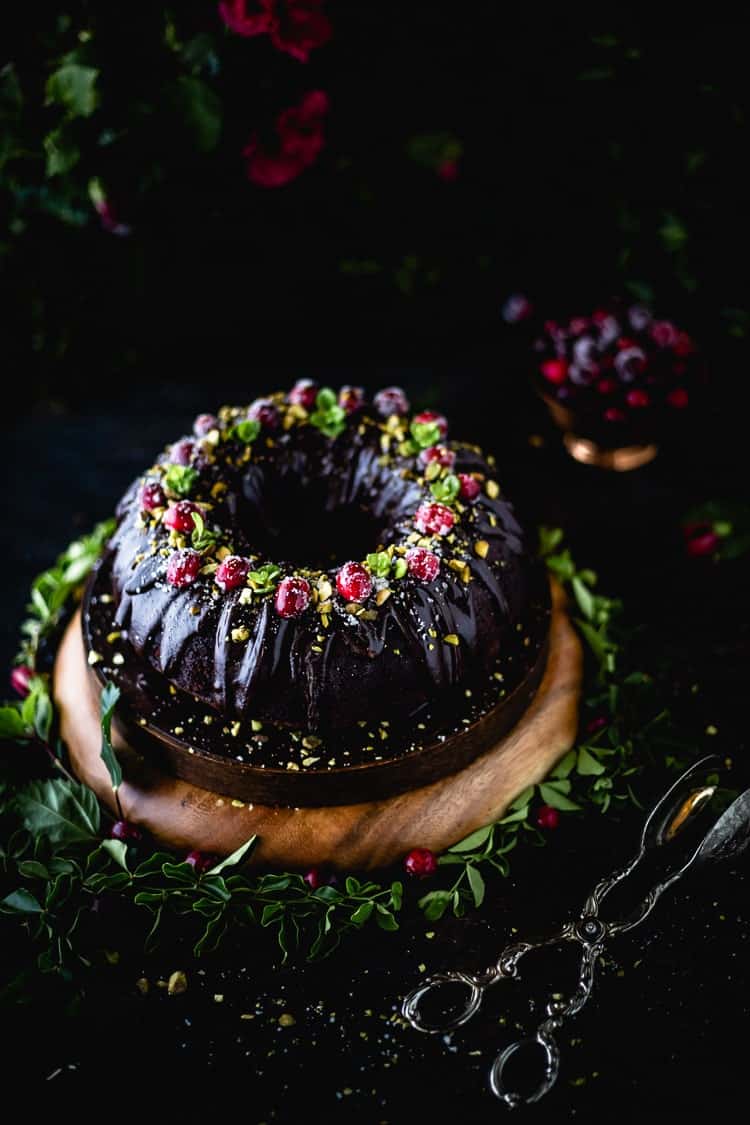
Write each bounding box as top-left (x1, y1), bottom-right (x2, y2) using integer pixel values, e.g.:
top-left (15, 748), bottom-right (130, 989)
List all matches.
top-left (488, 1026), bottom-right (561, 1108)
top-left (401, 971), bottom-right (484, 1033)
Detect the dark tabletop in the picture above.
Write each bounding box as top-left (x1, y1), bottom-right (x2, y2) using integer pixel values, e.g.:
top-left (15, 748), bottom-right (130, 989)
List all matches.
top-left (2, 368), bottom-right (748, 1120)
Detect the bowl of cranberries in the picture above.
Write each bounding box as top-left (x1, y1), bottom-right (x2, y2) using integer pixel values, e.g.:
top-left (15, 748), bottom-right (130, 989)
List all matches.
top-left (532, 303), bottom-right (699, 470)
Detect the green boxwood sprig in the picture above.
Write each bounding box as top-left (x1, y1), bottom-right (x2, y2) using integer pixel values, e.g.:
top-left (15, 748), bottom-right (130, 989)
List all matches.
top-left (163, 464), bottom-right (198, 498)
top-left (310, 388), bottom-right (346, 439)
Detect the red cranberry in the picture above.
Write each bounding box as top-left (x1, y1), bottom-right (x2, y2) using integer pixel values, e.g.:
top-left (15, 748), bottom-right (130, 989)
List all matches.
top-left (626, 388), bottom-right (650, 408)
top-left (303, 868), bottom-right (322, 889)
top-left (275, 576), bottom-right (311, 618)
top-left (193, 413), bottom-right (218, 437)
top-left (617, 336), bottom-right (637, 350)
top-left (166, 548), bottom-right (201, 588)
top-left (673, 332), bottom-right (695, 357)
top-left (501, 293), bottom-right (533, 324)
top-left (437, 158), bottom-right (459, 182)
top-left (458, 473), bottom-right (481, 501)
top-left (536, 805), bottom-right (560, 830)
top-left (651, 321), bottom-right (679, 348)
top-left (184, 850), bottom-right (214, 874)
top-left (338, 385), bottom-right (365, 414)
top-left (597, 378), bottom-right (617, 395)
top-left (406, 547), bottom-right (440, 583)
top-left (569, 317), bottom-right (590, 335)
top-left (215, 555), bottom-right (250, 592)
top-left (603, 407), bottom-right (626, 424)
top-left (540, 359), bottom-right (569, 386)
top-left (667, 387), bottom-right (689, 409)
top-left (110, 820), bottom-right (142, 842)
top-left (586, 715), bottom-right (608, 734)
top-left (686, 530), bottom-right (719, 558)
top-left (374, 386), bottom-right (410, 417)
top-left (163, 500), bottom-right (201, 533)
top-left (140, 480), bottom-right (166, 512)
top-left (413, 410), bottom-right (448, 438)
top-left (248, 398), bottom-right (280, 429)
top-left (414, 502), bottom-right (455, 536)
top-left (287, 379), bottom-right (319, 410)
top-left (170, 439), bottom-right (195, 466)
top-left (10, 665), bottom-right (33, 698)
top-left (404, 847), bottom-right (438, 878)
top-left (336, 561), bottom-right (373, 603)
top-left (419, 444), bottom-right (455, 470)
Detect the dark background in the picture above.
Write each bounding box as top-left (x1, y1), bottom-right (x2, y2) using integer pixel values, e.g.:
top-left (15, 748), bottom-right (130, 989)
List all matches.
top-left (2, 10), bottom-right (750, 1121)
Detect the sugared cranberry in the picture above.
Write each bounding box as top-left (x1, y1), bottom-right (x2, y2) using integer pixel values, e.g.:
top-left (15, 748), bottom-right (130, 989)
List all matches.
top-left (406, 547), bottom-right (440, 583)
top-left (586, 715), bottom-right (608, 734)
top-left (275, 576), bottom-right (311, 618)
top-left (536, 805), bottom-right (560, 830)
top-left (110, 820), bottom-right (142, 842)
top-left (184, 850), bottom-right (214, 874)
top-left (288, 379), bottom-right (319, 410)
top-left (667, 387), bottom-right (689, 409)
top-left (597, 378), bottom-right (616, 395)
top-left (651, 321), bottom-right (679, 348)
top-left (166, 548), bottom-right (201, 588)
top-left (569, 317), bottom-right (590, 336)
top-left (404, 847), bottom-right (438, 878)
top-left (374, 386), bottom-right (410, 417)
top-left (414, 502), bottom-right (455, 536)
top-left (419, 444), bottom-right (455, 470)
top-left (686, 530), bottom-right (719, 558)
top-left (248, 398), bottom-right (280, 429)
top-left (170, 439), bottom-right (195, 466)
top-left (502, 293), bottom-right (533, 324)
top-left (336, 561), bottom-right (373, 603)
top-left (10, 665), bottom-right (33, 698)
top-left (303, 868), bottom-right (322, 889)
top-left (540, 359), bottom-right (568, 386)
top-left (603, 407), bottom-right (626, 423)
top-left (215, 555), bottom-right (250, 592)
top-left (193, 414), bottom-right (218, 437)
top-left (458, 473), bottom-right (481, 501)
top-left (140, 480), bottom-right (166, 512)
top-left (626, 388), bottom-right (650, 408)
top-left (163, 501), bottom-right (201, 533)
top-left (338, 385), bottom-right (365, 414)
top-left (413, 410), bottom-right (448, 438)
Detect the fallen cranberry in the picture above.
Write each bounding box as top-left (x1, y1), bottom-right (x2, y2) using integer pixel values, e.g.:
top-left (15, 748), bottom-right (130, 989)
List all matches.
top-left (597, 378), bottom-right (617, 395)
top-left (437, 158), bottom-right (459, 182)
top-left (673, 332), bottom-right (695, 357)
top-left (184, 850), bottom-right (214, 874)
top-left (413, 410), bottom-right (448, 438)
top-left (336, 561), bottom-right (373, 602)
top-left (163, 501), bottom-right (201, 533)
top-left (338, 385), bottom-right (365, 414)
top-left (406, 547), bottom-right (440, 583)
top-left (193, 414), bottom-right (218, 437)
top-left (170, 439), bottom-right (195, 466)
top-left (110, 820), bottom-right (142, 842)
top-left (651, 320), bottom-right (679, 348)
top-left (419, 445), bottom-right (455, 470)
top-left (569, 317), bottom-right (591, 336)
top-left (166, 548), bottom-right (201, 588)
top-left (686, 530), bottom-right (720, 558)
top-left (626, 388), bottom-right (650, 408)
top-left (10, 665), bottom-right (33, 698)
top-left (586, 715), bottom-right (608, 734)
top-left (287, 379), bottom-right (319, 410)
top-left (404, 847), bottom-right (438, 878)
top-left (603, 407), bottom-right (626, 424)
top-left (540, 359), bottom-right (569, 386)
top-left (458, 473), bottom-right (481, 501)
top-left (248, 398), bottom-right (280, 429)
top-left (215, 555), bottom-right (250, 592)
top-left (275, 576), bottom-right (311, 618)
top-left (140, 481), bottom-right (166, 512)
top-left (414, 502), bottom-right (455, 536)
top-left (303, 868), bottom-right (322, 889)
top-left (374, 386), bottom-right (410, 417)
top-left (536, 805), bottom-right (560, 830)
top-left (667, 387), bottom-right (689, 409)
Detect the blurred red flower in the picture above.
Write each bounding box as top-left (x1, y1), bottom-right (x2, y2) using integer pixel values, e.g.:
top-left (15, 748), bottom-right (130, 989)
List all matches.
top-left (219, 0), bottom-right (331, 62)
top-left (244, 90), bottom-right (329, 187)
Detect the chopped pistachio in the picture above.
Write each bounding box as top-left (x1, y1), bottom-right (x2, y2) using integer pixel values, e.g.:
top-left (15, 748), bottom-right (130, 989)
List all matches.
top-left (87, 650), bottom-right (103, 665)
top-left (486, 479), bottom-right (500, 499)
top-left (231, 626), bottom-right (250, 643)
top-left (375, 587), bottom-right (392, 606)
top-left (167, 971), bottom-right (188, 996)
top-left (251, 719), bottom-right (263, 732)
top-left (302, 735), bottom-right (322, 750)
top-left (106, 630), bottom-right (121, 644)
top-left (443, 633), bottom-right (460, 646)
top-left (474, 539), bottom-right (489, 559)
top-left (112, 653), bottom-right (124, 666)
top-left (230, 721), bottom-right (241, 737)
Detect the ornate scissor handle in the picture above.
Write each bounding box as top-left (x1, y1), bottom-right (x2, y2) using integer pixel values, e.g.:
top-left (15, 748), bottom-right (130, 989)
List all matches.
top-left (489, 1024), bottom-right (561, 1108)
top-left (401, 970), bottom-right (485, 1033)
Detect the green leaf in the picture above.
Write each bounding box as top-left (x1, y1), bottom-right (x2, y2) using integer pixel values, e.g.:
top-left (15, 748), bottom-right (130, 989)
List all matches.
top-left (99, 681), bottom-right (122, 793)
top-left (550, 749), bottom-right (577, 779)
top-left (418, 889), bottom-right (451, 921)
top-left (18, 859), bottom-right (50, 880)
top-left (1, 889), bottom-right (44, 914)
top-left (0, 705), bottom-right (31, 739)
top-left (366, 552), bottom-right (392, 578)
top-left (164, 464), bottom-right (198, 498)
top-left (194, 913), bottom-right (227, 956)
top-left (538, 526), bottom-right (563, 556)
top-left (15, 779), bottom-right (100, 846)
top-left (101, 838), bottom-right (129, 870)
top-left (234, 419), bottom-right (260, 444)
top-left (161, 862), bottom-right (197, 885)
top-left (171, 76), bottom-right (222, 152)
top-left (577, 747), bottom-right (606, 776)
top-left (410, 420), bottom-right (441, 449)
top-left (392, 558), bottom-right (408, 579)
top-left (466, 865), bottom-right (485, 908)
top-left (571, 575), bottom-right (595, 621)
top-left (261, 902), bottom-right (284, 926)
top-left (205, 835), bottom-right (256, 876)
top-left (448, 824), bottom-right (493, 853)
top-left (538, 783), bottom-right (582, 812)
top-left (310, 393), bottom-right (347, 439)
top-left (247, 564), bottom-right (281, 595)
top-left (430, 474), bottom-right (460, 504)
top-left (316, 388), bottom-right (337, 410)
top-left (375, 905), bottom-right (398, 931)
top-left (45, 64), bottom-right (99, 118)
top-left (350, 901), bottom-right (374, 925)
top-left (43, 127), bottom-right (80, 176)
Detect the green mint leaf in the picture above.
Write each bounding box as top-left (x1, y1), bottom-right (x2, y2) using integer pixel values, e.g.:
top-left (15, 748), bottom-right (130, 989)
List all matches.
top-left (466, 864), bottom-right (485, 908)
top-left (430, 473), bottom-right (460, 504)
top-left (350, 901), bottom-right (374, 925)
top-left (418, 889), bottom-right (452, 921)
top-left (310, 403), bottom-right (346, 439)
top-left (392, 558), bottom-right (408, 579)
top-left (410, 420), bottom-right (442, 449)
top-left (316, 388), bottom-right (337, 411)
top-left (571, 575), bottom-right (595, 621)
top-left (538, 782), bottom-right (582, 812)
top-left (366, 552), bottom-right (392, 578)
top-left (248, 563), bottom-right (281, 594)
top-left (45, 64), bottom-right (99, 118)
top-left (99, 681), bottom-right (122, 793)
top-left (538, 526), bottom-right (564, 557)
top-left (205, 835), bottom-right (256, 876)
top-left (576, 747), bottom-right (606, 776)
top-left (234, 419), bottom-right (260, 444)
top-left (164, 464), bottom-right (198, 498)
top-left (448, 824), bottom-right (493, 853)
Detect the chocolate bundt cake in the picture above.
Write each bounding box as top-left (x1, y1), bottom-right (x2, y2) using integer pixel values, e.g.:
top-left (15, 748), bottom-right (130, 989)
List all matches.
top-left (103, 382), bottom-right (548, 749)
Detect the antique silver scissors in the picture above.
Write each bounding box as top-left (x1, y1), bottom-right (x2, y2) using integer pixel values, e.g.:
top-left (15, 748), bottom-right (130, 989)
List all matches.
top-left (402, 756), bottom-right (750, 1108)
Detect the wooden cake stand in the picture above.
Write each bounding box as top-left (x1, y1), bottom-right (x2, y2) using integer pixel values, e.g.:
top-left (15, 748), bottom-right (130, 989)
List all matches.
top-left (53, 581), bottom-right (582, 870)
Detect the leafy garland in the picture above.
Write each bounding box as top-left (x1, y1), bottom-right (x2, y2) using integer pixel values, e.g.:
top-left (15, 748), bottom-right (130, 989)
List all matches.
top-left (0, 523), bottom-right (696, 969)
